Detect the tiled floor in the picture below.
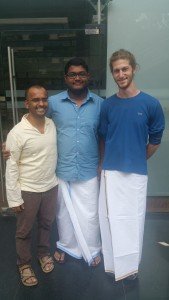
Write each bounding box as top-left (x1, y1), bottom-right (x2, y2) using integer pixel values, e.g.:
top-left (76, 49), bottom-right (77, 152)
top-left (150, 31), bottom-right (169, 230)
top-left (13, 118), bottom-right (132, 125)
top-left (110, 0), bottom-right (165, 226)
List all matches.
top-left (0, 213), bottom-right (169, 300)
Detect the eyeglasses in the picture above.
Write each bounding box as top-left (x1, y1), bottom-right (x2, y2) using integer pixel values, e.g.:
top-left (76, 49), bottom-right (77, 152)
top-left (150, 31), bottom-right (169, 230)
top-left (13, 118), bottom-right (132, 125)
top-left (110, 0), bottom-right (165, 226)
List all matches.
top-left (66, 72), bottom-right (88, 79)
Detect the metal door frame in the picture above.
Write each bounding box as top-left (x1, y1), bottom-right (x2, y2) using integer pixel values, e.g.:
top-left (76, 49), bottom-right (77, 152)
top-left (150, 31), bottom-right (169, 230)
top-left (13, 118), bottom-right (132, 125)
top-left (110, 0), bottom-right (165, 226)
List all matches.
top-left (0, 111), bottom-right (5, 203)
top-left (7, 46), bottom-right (19, 126)
top-left (0, 46), bottom-right (18, 207)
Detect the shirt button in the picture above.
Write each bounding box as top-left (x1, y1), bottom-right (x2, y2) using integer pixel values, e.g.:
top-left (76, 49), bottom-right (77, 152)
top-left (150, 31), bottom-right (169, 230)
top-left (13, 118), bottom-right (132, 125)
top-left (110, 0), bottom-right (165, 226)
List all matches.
top-left (77, 128), bottom-right (79, 131)
top-left (77, 141), bottom-right (79, 143)
top-left (77, 116), bottom-right (80, 119)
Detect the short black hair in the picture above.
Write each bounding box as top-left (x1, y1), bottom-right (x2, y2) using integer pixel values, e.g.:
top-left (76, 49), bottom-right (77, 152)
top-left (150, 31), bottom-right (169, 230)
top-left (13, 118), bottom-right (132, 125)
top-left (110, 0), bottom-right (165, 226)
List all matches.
top-left (64, 57), bottom-right (89, 74)
top-left (25, 84), bottom-right (47, 99)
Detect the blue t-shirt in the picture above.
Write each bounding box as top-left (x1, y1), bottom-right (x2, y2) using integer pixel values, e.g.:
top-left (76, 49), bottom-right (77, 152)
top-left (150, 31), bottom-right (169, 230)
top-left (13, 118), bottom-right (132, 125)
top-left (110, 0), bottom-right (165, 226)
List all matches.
top-left (47, 90), bottom-right (103, 181)
top-left (99, 92), bottom-right (165, 175)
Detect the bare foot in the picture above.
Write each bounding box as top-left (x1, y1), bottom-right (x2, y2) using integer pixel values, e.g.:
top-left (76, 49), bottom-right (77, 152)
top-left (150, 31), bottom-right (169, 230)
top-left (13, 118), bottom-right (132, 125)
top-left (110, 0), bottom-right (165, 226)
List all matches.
top-left (91, 255), bottom-right (101, 267)
top-left (54, 250), bottom-right (65, 264)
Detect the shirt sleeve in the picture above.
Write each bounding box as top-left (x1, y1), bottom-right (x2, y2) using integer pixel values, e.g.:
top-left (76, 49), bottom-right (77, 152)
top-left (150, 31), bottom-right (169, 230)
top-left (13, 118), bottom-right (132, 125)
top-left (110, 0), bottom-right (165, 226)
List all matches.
top-left (98, 101), bottom-right (109, 141)
top-left (5, 131), bottom-right (24, 207)
top-left (148, 101), bottom-right (165, 145)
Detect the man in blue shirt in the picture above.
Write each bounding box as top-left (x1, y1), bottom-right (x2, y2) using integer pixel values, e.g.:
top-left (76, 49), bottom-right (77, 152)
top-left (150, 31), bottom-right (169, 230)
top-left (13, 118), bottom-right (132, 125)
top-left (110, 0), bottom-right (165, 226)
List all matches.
top-left (47, 58), bottom-right (103, 266)
top-left (99, 49), bottom-right (165, 281)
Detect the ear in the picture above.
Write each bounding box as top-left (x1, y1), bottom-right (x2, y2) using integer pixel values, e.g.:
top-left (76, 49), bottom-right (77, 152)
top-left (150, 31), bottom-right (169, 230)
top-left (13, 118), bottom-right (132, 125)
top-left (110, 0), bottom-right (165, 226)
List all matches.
top-left (133, 65), bottom-right (138, 74)
top-left (87, 73), bottom-right (91, 80)
top-left (24, 100), bottom-right (29, 109)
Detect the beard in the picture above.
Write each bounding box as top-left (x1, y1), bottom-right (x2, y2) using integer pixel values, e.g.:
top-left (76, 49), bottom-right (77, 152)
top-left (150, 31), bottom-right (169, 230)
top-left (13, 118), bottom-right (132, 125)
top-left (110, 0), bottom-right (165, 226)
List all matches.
top-left (114, 71), bottom-right (135, 90)
top-left (68, 86), bottom-right (88, 95)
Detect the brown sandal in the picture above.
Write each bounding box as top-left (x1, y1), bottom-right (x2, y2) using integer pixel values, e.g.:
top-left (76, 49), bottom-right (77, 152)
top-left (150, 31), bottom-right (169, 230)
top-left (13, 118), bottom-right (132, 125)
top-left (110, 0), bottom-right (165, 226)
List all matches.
top-left (39, 256), bottom-right (54, 273)
top-left (18, 264), bottom-right (38, 287)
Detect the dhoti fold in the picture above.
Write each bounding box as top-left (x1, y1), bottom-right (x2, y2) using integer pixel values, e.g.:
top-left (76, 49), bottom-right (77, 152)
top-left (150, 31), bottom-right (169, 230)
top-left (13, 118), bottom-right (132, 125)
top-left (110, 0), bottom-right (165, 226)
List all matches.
top-left (56, 177), bottom-right (101, 265)
top-left (99, 170), bottom-right (148, 281)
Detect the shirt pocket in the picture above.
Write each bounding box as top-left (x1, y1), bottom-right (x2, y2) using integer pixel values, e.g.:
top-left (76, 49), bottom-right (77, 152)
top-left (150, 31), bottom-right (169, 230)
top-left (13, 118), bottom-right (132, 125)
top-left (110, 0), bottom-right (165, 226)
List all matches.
top-left (80, 116), bottom-right (99, 134)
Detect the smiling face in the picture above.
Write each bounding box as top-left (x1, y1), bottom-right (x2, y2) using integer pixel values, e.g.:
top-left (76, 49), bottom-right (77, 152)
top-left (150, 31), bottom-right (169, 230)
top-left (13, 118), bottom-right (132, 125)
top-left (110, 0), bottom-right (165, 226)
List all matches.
top-left (64, 65), bottom-right (90, 94)
top-left (111, 59), bottom-right (135, 90)
top-left (25, 86), bottom-right (48, 119)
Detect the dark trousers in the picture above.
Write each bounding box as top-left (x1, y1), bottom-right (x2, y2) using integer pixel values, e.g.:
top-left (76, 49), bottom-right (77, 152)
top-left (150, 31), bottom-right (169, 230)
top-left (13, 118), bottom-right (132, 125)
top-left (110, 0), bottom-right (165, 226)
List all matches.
top-left (15, 186), bottom-right (57, 266)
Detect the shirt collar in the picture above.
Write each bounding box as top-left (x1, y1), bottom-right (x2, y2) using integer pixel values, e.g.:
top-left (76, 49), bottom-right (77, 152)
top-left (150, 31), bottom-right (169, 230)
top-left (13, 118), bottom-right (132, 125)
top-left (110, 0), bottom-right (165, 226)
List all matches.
top-left (22, 114), bottom-right (50, 126)
top-left (62, 90), bottom-right (94, 103)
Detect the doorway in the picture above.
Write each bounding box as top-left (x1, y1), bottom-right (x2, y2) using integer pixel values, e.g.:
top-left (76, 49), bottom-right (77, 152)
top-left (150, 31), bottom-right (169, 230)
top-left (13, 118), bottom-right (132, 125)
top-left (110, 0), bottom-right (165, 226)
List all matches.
top-left (0, 28), bottom-right (107, 208)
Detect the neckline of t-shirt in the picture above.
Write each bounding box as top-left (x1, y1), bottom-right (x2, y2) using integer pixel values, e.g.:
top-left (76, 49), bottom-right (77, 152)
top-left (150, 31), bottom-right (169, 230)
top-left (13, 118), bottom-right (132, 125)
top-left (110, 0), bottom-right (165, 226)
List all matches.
top-left (115, 90), bottom-right (141, 100)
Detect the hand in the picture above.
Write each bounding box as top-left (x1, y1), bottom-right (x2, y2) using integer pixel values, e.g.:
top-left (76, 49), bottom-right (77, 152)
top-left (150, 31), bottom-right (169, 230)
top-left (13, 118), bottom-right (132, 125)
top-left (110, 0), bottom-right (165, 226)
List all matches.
top-left (11, 204), bottom-right (24, 213)
top-left (1, 142), bottom-right (10, 160)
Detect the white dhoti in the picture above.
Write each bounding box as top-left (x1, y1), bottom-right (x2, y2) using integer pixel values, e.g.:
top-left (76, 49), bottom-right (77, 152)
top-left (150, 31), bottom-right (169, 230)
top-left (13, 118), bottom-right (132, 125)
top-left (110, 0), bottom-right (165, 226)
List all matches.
top-left (56, 177), bottom-right (101, 265)
top-left (99, 170), bottom-right (148, 281)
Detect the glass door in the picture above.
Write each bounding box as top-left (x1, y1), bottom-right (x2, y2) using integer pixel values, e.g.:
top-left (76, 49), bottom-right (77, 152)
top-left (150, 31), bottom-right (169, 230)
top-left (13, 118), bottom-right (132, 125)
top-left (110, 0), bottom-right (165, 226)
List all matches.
top-left (0, 28), bottom-right (107, 209)
top-left (0, 46), bottom-right (19, 210)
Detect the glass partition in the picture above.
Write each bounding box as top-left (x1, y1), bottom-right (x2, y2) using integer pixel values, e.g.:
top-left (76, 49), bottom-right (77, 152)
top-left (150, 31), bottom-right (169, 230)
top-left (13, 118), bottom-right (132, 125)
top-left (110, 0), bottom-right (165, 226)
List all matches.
top-left (0, 27), bottom-right (107, 207)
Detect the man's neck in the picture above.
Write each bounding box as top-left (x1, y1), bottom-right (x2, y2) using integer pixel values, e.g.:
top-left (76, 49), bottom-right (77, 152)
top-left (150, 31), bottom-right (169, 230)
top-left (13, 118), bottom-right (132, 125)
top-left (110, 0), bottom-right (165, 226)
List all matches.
top-left (26, 114), bottom-right (45, 133)
top-left (117, 83), bottom-right (140, 99)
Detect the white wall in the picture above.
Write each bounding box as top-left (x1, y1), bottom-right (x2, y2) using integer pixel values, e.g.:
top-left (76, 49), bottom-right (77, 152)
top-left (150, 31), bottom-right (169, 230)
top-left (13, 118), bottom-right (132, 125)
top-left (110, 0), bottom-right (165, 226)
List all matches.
top-left (107, 0), bottom-right (169, 195)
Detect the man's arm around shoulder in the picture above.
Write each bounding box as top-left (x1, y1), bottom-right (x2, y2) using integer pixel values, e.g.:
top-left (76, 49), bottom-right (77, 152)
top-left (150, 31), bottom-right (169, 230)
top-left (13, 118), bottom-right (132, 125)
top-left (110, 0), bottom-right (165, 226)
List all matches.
top-left (5, 132), bottom-right (24, 213)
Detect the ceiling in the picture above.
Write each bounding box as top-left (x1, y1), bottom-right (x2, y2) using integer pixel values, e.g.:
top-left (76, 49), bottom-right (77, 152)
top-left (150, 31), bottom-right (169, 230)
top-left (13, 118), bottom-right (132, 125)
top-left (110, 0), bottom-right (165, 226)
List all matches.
top-left (0, 0), bottom-right (108, 93)
top-left (0, 0), bottom-right (106, 29)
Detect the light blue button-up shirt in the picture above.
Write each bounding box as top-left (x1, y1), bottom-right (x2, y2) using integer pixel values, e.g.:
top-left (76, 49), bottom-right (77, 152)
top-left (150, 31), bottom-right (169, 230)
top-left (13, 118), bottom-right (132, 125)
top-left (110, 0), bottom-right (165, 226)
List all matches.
top-left (47, 90), bottom-right (103, 181)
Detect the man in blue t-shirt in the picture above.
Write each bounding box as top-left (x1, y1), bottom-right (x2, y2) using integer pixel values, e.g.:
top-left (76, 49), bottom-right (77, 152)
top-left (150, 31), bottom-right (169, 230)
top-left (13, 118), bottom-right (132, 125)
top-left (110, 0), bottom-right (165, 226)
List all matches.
top-left (99, 49), bottom-right (165, 281)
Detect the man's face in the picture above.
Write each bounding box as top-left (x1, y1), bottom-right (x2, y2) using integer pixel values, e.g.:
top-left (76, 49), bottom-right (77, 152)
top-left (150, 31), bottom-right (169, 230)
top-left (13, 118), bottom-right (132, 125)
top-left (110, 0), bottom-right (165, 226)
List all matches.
top-left (64, 65), bottom-right (90, 93)
top-left (111, 59), bottom-right (135, 90)
top-left (25, 87), bottom-right (48, 118)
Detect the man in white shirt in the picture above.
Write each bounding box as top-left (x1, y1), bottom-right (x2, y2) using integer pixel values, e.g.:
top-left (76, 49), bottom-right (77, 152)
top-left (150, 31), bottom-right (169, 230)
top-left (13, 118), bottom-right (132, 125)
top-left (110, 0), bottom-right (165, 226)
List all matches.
top-left (5, 85), bottom-right (58, 287)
